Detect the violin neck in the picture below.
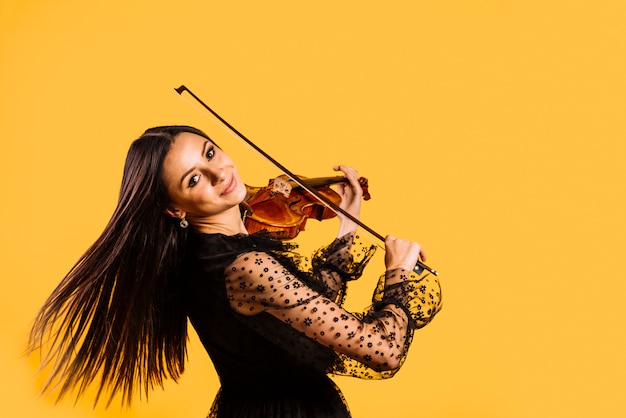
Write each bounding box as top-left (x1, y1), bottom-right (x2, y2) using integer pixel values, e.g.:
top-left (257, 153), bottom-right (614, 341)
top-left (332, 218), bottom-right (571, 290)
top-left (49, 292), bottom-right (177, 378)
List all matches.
top-left (290, 175), bottom-right (370, 201)
top-left (243, 176), bottom-right (346, 198)
top-left (289, 176), bottom-right (347, 188)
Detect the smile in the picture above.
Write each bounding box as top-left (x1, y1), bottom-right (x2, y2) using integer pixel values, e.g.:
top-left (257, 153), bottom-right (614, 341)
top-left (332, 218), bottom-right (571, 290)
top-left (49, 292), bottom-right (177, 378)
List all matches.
top-left (221, 176), bottom-right (237, 196)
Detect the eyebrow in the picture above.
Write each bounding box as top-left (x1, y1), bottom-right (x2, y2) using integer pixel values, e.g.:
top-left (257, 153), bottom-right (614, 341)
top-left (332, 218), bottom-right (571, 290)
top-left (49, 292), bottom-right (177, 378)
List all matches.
top-left (179, 140), bottom-right (209, 187)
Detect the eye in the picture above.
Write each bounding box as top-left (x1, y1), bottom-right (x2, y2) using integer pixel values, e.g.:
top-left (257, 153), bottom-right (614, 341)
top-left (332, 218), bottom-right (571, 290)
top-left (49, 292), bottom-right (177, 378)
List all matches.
top-left (188, 174), bottom-right (200, 188)
top-left (206, 146), bottom-right (215, 160)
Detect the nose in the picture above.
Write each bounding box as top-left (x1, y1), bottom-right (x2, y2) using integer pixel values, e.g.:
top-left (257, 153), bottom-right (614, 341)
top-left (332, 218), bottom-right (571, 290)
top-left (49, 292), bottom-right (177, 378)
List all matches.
top-left (205, 165), bottom-right (226, 186)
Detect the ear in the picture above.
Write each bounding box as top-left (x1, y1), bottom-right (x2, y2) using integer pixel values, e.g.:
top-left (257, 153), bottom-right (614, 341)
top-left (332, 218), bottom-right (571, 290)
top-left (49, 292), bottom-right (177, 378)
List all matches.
top-left (164, 206), bottom-right (186, 220)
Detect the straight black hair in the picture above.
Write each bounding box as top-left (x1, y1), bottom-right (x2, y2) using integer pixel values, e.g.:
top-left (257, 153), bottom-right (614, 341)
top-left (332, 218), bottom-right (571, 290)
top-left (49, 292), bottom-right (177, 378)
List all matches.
top-left (28, 126), bottom-right (212, 406)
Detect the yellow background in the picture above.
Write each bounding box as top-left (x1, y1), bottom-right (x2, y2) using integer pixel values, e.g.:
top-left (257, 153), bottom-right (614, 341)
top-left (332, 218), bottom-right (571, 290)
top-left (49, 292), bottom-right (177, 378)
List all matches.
top-left (1, 1), bottom-right (624, 417)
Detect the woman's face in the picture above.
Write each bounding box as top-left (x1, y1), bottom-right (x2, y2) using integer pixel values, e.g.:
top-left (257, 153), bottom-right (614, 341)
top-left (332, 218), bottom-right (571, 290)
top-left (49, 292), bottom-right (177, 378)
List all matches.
top-left (162, 132), bottom-right (247, 223)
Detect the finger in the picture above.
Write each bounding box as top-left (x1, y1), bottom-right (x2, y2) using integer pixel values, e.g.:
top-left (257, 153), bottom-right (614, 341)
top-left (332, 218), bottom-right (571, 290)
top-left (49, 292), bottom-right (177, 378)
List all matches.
top-left (333, 165), bottom-right (358, 180)
top-left (334, 168), bottom-right (362, 200)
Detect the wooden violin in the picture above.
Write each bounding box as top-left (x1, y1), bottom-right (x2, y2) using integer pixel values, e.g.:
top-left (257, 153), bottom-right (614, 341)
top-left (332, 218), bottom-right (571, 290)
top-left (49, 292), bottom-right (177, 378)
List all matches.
top-left (243, 175), bottom-right (370, 240)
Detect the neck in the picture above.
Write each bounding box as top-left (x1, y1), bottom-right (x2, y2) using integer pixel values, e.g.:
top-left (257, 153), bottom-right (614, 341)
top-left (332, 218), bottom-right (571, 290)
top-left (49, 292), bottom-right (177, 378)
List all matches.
top-left (189, 207), bottom-right (249, 236)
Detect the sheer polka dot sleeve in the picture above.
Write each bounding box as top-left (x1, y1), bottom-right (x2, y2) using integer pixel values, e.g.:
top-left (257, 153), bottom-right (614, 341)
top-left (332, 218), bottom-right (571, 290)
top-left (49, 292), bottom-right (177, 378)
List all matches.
top-left (225, 248), bottom-right (442, 377)
top-left (308, 233), bottom-right (376, 303)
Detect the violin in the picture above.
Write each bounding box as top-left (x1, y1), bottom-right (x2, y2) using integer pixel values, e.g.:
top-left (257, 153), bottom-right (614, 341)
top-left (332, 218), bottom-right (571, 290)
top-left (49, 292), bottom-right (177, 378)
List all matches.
top-left (174, 85), bottom-right (437, 276)
top-left (243, 175), bottom-right (370, 240)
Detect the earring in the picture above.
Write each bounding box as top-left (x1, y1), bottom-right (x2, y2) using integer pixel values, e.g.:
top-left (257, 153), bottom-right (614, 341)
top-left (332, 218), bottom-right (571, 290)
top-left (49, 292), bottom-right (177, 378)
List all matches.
top-left (179, 217), bottom-right (189, 229)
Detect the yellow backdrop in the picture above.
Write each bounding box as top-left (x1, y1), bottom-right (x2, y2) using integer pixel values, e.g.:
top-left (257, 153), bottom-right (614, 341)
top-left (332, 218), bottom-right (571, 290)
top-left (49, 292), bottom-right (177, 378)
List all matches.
top-left (1, 1), bottom-right (624, 417)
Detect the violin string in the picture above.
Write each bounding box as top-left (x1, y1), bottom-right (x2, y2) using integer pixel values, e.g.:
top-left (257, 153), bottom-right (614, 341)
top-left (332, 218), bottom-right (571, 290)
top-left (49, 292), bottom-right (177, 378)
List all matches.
top-left (174, 85), bottom-right (437, 276)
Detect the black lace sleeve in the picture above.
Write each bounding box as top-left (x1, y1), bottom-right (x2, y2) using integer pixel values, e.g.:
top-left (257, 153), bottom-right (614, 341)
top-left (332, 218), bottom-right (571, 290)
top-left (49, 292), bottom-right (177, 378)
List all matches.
top-left (307, 233), bottom-right (377, 303)
top-left (332, 268), bottom-right (443, 379)
top-left (225, 241), bottom-right (442, 379)
top-left (373, 268), bottom-right (443, 329)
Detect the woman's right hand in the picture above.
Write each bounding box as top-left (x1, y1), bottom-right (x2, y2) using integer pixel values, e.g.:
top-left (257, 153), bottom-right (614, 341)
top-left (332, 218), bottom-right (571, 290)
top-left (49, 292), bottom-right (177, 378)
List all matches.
top-left (384, 235), bottom-right (426, 272)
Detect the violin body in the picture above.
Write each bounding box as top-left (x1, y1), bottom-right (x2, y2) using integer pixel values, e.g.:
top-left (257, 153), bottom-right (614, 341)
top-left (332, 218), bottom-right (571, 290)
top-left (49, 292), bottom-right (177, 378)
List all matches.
top-left (243, 175), bottom-right (369, 240)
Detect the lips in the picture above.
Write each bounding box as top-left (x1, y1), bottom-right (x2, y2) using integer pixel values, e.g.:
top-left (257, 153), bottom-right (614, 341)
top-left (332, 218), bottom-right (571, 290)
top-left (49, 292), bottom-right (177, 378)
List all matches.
top-left (221, 175), bottom-right (237, 196)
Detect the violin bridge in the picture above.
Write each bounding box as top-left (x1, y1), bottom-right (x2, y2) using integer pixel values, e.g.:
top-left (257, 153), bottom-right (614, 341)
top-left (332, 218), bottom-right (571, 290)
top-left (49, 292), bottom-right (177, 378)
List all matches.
top-left (271, 176), bottom-right (292, 197)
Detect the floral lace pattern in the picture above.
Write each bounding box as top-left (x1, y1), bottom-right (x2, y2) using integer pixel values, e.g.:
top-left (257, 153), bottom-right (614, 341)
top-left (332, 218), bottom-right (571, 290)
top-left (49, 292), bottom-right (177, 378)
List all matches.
top-left (226, 232), bottom-right (442, 377)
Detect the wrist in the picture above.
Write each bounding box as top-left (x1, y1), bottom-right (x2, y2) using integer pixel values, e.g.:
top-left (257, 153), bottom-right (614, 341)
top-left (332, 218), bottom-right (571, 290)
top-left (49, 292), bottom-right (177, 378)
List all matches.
top-left (336, 221), bottom-right (357, 238)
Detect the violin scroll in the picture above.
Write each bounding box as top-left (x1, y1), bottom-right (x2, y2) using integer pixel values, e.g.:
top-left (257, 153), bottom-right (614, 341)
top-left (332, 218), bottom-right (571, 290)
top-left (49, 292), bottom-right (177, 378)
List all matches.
top-left (357, 177), bottom-right (371, 201)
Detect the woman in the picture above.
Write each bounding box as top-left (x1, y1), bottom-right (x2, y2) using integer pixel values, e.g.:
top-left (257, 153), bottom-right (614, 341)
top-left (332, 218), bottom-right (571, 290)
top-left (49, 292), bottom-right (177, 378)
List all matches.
top-left (29, 126), bottom-right (442, 417)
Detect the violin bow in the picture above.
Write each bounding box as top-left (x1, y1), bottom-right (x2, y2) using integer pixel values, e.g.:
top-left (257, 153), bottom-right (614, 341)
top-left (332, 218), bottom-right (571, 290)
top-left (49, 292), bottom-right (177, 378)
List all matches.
top-left (174, 85), bottom-right (437, 276)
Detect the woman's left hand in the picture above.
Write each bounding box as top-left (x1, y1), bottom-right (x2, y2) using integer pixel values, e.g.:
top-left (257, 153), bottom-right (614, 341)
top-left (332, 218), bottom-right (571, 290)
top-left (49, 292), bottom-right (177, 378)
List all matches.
top-left (333, 165), bottom-right (362, 235)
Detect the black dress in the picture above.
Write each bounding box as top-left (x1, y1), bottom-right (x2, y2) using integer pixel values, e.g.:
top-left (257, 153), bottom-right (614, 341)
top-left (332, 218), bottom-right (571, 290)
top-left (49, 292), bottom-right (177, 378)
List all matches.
top-left (184, 231), bottom-right (442, 418)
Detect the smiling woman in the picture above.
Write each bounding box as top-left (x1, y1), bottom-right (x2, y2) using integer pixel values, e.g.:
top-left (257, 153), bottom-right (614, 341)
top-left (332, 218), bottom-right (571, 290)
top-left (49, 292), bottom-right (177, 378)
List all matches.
top-left (27, 125), bottom-right (442, 417)
top-left (162, 132), bottom-right (249, 235)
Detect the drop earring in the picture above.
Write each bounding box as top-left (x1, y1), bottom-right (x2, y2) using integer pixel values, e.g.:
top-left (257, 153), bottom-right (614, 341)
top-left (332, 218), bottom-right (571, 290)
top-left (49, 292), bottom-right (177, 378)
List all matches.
top-left (179, 217), bottom-right (189, 229)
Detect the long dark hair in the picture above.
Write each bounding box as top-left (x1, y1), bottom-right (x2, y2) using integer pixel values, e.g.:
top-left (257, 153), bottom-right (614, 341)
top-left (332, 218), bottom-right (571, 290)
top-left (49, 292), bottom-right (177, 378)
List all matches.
top-left (28, 126), bottom-right (212, 406)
